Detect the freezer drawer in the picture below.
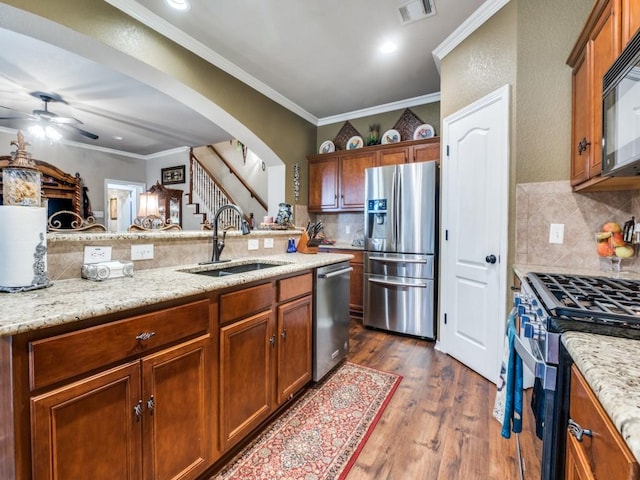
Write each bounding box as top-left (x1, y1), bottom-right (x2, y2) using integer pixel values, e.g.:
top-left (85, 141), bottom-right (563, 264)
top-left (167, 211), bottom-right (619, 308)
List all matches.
top-left (364, 252), bottom-right (434, 279)
top-left (363, 273), bottom-right (435, 338)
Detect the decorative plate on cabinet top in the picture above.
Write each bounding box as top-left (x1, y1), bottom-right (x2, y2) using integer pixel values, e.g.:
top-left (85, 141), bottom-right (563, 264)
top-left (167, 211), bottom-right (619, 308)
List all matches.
top-left (319, 140), bottom-right (335, 154)
top-left (346, 136), bottom-right (364, 150)
top-left (413, 124), bottom-right (435, 140)
top-left (381, 129), bottom-right (401, 144)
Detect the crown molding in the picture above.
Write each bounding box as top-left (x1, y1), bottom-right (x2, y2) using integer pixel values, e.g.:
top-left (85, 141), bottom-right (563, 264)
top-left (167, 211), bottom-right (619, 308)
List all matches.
top-left (104, 0), bottom-right (319, 125)
top-left (316, 92), bottom-right (441, 127)
top-left (432, 0), bottom-right (511, 72)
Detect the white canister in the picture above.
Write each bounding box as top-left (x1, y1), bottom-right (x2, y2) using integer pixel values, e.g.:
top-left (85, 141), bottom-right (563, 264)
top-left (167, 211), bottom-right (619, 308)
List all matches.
top-left (0, 206), bottom-right (49, 289)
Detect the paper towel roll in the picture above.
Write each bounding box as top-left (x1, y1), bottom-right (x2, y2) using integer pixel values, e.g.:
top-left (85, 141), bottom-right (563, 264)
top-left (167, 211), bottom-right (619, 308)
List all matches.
top-left (0, 206), bottom-right (48, 288)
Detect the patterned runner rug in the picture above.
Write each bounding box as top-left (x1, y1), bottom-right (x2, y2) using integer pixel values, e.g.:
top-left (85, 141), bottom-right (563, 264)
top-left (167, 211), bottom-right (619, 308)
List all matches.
top-left (213, 362), bottom-right (402, 480)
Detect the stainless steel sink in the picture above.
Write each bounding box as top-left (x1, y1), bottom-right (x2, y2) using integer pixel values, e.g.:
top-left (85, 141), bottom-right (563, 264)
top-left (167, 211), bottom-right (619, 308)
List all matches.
top-left (182, 261), bottom-right (287, 278)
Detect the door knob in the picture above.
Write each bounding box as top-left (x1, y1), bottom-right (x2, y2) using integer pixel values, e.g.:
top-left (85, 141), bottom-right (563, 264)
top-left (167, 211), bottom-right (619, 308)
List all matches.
top-left (485, 254), bottom-right (497, 264)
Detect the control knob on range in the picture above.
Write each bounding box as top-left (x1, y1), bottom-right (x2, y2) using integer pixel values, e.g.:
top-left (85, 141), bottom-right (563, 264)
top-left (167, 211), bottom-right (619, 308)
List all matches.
top-left (524, 322), bottom-right (543, 340)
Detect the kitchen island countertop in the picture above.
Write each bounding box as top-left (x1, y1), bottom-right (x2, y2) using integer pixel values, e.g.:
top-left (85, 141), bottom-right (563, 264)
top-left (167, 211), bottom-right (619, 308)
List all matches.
top-left (0, 252), bottom-right (352, 337)
top-left (562, 332), bottom-right (640, 464)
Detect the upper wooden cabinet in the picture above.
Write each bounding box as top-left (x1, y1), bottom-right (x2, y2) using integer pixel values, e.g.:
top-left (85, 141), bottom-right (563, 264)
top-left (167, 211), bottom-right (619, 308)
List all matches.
top-left (568, 0), bottom-right (640, 192)
top-left (308, 138), bottom-right (440, 212)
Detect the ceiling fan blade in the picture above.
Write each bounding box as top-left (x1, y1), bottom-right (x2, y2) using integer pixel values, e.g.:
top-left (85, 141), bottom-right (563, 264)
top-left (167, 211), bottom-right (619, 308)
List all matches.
top-left (64, 124), bottom-right (99, 140)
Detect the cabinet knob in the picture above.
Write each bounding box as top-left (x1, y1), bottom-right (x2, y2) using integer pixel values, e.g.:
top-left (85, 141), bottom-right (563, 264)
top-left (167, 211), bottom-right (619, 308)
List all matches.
top-left (147, 395), bottom-right (155, 416)
top-left (269, 334), bottom-right (276, 346)
top-left (577, 137), bottom-right (591, 155)
top-left (568, 419), bottom-right (592, 442)
top-left (134, 400), bottom-right (144, 421)
top-left (135, 332), bottom-right (156, 341)
top-left (280, 329), bottom-right (287, 339)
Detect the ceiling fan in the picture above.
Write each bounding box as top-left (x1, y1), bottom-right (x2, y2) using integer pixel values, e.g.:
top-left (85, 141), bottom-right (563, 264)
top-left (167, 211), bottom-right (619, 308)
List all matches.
top-left (0, 91), bottom-right (99, 140)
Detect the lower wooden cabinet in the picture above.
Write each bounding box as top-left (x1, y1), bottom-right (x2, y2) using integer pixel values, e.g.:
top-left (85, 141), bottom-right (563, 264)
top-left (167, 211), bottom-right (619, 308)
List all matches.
top-left (31, 335), bottom-right (213, 480)
top-left (218, 273), bottom-right (313, 452)
top-left (566, 365), bottom-right (639, 480)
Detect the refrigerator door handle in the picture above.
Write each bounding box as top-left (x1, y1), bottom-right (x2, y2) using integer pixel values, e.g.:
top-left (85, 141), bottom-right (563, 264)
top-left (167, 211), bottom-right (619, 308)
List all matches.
top-left (369, 256), bottom-right (427, 264)
top-left (391, 168), bottom-right (398, 250)
top-left (368, 277), bottom-right (428, 288)
top-left (318, 267), bottom-right (353, 279)
top-left (396, 167), bottom-right (402, 249)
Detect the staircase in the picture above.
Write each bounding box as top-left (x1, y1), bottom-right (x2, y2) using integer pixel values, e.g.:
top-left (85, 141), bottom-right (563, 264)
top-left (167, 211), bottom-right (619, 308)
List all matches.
top-left (188, 147), bottom-right (267, 229)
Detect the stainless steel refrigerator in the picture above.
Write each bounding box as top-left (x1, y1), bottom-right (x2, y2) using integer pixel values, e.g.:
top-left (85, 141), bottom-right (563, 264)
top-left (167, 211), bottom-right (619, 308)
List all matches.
top-left (363, 161), bottom-right (437, 338)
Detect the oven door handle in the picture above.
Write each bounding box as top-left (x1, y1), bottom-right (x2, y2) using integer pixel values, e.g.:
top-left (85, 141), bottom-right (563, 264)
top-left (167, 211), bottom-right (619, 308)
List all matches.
top-left (513, 334), bottom-right (557, 391)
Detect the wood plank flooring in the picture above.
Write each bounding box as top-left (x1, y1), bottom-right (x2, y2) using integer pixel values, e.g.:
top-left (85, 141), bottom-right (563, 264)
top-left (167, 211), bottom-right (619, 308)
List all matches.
top-left (346, 317), bottom-right (543, 480)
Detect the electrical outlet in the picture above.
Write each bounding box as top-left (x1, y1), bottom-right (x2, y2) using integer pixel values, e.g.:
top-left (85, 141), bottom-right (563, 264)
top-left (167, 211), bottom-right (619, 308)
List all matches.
top-left (248, 239), bottom-right (259, 250)
top-left (346, 225), bottom-right (351, 234)
top-left (549, 223), bottom-right (564, 244)
top-left (84, 246), bottom-right (112, 264)
top-left (264, 238), bottom-right (274, 248)
top-left (131, 244), bottom-right (154, 260)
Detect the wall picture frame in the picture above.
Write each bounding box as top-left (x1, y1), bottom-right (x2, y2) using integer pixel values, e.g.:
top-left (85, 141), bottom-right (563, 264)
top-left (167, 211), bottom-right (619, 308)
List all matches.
top-left (161, 165), bottom-right (185, 185)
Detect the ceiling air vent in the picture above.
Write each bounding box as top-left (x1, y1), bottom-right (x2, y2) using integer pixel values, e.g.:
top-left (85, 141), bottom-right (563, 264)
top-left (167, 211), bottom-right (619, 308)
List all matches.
top-left (398, 0), bottom-right (436, 25)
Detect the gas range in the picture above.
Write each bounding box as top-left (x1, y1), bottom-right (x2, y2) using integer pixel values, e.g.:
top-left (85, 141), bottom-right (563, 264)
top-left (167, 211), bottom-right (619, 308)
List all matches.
top-left (526, 272), bottom-right (640, 340)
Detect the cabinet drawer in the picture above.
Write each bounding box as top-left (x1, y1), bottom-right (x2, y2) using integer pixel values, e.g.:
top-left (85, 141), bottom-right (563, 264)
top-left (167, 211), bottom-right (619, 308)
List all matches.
top-left (30, 299), bottom-right (210, 391)
top-left (569, 366), bottom-right (639, 479)
top-left (277, 273), bottom-right (312, 302)
top-left (220, 283), bottom-right (272, 324)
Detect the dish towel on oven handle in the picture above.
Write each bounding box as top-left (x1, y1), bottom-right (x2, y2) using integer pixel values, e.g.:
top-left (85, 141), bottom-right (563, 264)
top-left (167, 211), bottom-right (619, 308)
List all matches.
top-left (492, 308), bottom-right (523, 438)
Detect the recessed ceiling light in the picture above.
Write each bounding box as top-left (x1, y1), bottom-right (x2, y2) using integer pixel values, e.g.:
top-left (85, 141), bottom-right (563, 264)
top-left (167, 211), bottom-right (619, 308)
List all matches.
top-left (113, 135), bottom-right (124, 141)
top-left (379, 41), bottom-right (398, 54)
top-left (166, 0), bottom-right (190, 11)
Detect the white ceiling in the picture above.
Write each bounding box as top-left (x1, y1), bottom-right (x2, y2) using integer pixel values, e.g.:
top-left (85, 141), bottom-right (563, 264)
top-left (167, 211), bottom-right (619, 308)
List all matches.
top-left (0, 0), bottom-right (487, 156)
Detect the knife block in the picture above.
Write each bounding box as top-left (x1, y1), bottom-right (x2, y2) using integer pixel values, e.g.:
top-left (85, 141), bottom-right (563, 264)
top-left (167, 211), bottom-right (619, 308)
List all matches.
top-left (296, 231), bottom-right (318, 254)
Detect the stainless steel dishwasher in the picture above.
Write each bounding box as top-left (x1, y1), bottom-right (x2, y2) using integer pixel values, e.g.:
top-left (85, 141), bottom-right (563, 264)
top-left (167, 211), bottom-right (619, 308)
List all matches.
top-left (313, 261), bottom-right (352, 381)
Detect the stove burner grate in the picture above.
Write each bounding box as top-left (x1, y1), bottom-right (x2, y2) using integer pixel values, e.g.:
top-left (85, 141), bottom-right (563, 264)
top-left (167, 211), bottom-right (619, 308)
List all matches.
top-left (528, 272), bottom-right (640, 327)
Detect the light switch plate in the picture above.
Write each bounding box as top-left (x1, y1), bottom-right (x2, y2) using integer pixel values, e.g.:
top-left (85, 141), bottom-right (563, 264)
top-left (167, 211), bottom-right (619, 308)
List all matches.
top-left (131, 244), bottom-right (154, 260)
top-left (248, 239), bottom-right (259, 250)
top-left (549, 223), bottom-right (564, 244)
top-left (84, 246), bottom-right (112, 264)
top-left (264, 238), bottom-right (274, 248)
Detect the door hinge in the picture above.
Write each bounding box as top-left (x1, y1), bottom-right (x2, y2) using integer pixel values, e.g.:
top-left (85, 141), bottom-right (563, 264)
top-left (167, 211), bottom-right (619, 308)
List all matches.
top-left (444, 313), bottom-right (447, 324)
top-left (446, 145), bottom-right (449, 156)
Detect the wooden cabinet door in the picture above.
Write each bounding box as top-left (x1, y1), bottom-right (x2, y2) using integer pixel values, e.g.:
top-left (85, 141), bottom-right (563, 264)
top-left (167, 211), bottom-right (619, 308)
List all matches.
top-left (571, 50), bottom-right (591, 185)
top-left (141, 335), bottom-right (213, 480)
top-left (377, 146), bottom-right (409, 166)
top-left (589, 1), bottom-right (621, 178)
top-left (308, 158), bottom-right (339, 211)
top-left (340, 153), bottom-right (375, 210)
top-left (413, 142), bottom-right (441, 163)
top-left (219, 311), bottom-right (275, 450)
top-left (622, 0), bottom-right (640, 46)
top-left (566, 433), bottom-right (596, 480)
top-left (349, 259), bottom-right (364, 314)
top-left (31, 362), bottom-right (143, 480)
top-left (276, 295), bottom-right (312, 405)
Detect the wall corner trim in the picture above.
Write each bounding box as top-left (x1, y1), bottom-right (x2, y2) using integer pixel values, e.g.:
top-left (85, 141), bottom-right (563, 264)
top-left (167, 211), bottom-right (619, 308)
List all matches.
top-left (432, 0), bottom-right (511, 71)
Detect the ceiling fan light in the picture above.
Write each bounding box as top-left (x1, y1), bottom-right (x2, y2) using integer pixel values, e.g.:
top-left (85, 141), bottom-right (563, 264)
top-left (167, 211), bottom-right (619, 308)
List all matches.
top-left (45, 126), bottom-right (62, 141)
top-left (166, 0), bottom-right (190, 11)
top-left (28, 125), bottom-right (46, 139)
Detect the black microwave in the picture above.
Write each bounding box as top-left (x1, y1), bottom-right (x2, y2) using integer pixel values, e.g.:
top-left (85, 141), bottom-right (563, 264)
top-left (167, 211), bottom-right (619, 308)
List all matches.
top-left (602, 29), bottom-right (640, 176)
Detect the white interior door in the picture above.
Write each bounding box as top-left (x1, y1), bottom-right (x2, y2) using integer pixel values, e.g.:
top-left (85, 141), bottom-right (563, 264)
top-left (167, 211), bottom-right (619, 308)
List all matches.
top-left (440, 85), bottom-right (510, 384)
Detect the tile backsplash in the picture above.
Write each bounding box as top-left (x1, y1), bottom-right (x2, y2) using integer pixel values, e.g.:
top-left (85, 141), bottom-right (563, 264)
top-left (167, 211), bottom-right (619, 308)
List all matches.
top-left (516, 180), bottom-right (640, 272)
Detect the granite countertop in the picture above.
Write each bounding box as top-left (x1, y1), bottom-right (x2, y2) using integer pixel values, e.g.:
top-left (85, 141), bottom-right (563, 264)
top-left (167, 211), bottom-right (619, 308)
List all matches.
top-left (563, 332), bottom-right (640, 464)
top-left (0, 252), bottom-right (352, 337)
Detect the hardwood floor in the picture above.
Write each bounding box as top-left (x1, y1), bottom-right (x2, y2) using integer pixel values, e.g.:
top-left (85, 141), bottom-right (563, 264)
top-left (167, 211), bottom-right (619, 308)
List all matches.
top-left (346, 317), bottom-right (543, 480)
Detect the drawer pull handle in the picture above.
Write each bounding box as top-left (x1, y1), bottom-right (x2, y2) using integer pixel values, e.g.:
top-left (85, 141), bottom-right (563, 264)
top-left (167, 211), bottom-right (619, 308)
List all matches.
top-left (147, 395), bottom-right (155, 416)
top-left (134, 400), bottom-right (144, 421)
top-left (135, 332), bottom-right (156, 341)
top-left (568, 419), bottom-right (592, 442)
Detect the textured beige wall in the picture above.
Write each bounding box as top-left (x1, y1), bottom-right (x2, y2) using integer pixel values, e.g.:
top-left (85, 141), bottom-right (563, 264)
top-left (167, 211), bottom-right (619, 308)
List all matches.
top-left (2, 0), bottom-right (316, 205)
top-left (316, 103), bottom-right (441, 151)
top-left (516, 0), bottom-right (593, 183)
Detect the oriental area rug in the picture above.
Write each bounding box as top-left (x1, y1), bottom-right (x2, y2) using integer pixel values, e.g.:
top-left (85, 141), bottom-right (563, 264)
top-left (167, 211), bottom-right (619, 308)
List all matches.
top-left (212, 362), bottom-right (402, 480)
